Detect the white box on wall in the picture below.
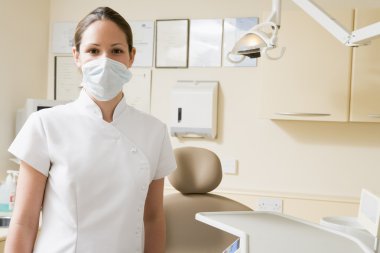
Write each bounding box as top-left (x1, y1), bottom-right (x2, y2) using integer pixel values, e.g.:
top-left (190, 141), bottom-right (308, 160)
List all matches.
top-left (170, 80), bottom-right (218, 139)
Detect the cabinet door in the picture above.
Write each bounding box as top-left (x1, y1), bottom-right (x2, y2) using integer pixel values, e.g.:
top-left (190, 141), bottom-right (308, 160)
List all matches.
top-left (350, 9), bottom-right (380, 122)
top-left (260, 9), bottom-right (353, 122)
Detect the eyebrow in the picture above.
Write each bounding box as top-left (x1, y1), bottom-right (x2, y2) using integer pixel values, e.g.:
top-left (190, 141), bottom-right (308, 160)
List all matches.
top-left (111, 43), bottom-right (128, 47)
top-left (86, 43), bottom-right (99, 46)
top-left (83, 43), bottom-right (127, 47)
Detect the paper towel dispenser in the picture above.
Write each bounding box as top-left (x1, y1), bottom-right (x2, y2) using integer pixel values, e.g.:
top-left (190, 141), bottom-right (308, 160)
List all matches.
top-left (170, 81), bottom-right (218, 138)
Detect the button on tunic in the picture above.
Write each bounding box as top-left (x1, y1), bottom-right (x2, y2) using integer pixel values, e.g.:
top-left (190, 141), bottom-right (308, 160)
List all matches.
top-left (8, 90), bottom-right (177, 253)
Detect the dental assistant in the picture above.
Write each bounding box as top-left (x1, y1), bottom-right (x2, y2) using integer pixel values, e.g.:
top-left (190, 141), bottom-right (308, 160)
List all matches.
top-left (5, 7), bottom-right (176, 253)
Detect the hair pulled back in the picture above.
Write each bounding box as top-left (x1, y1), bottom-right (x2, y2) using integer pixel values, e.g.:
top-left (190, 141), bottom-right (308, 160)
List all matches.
top-left (74, 7), bottom-right (133, 52)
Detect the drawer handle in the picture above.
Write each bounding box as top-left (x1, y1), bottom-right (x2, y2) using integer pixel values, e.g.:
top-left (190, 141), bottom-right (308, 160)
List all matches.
top-left (276, 112), bottom-right (331, 117)
top-left (367, 114), bottom-right (380, 118)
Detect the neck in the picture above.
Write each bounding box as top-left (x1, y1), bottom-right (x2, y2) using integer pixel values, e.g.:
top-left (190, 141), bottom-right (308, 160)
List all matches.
top-left (86, 90), bottom-right (123, 123)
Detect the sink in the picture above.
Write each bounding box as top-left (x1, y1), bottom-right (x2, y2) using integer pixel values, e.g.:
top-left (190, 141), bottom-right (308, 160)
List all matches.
top-left (0, 217), bottom-right (11, 227)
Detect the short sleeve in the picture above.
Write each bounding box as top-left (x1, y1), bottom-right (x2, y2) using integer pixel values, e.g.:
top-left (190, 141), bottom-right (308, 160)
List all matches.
top-left (8, 112), bottom-right (50, 176)
top-left (153, 126), bottom-right (177, 180)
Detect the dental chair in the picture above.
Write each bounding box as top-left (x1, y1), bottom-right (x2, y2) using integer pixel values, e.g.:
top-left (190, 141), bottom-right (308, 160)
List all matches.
top-left (164, 147), bottom-right (252, 253)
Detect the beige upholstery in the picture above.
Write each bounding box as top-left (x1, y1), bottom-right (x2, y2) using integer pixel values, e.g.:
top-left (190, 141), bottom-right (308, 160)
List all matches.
top-left (164, 147), bottom-right (252, 253)
top-left (168, 147), bottom-right (222, 194)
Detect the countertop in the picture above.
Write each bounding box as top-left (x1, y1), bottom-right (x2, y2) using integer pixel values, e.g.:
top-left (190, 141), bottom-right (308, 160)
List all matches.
top-left (196, 211), bottom-right (373, 253)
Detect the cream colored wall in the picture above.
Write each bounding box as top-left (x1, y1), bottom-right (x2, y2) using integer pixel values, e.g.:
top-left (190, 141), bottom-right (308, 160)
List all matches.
top-left (47, 0), bottom-right (380, 222)
top-left (164, 188), bottom-right (358, 223)
top-left (0, 0), bottom-right (51, 178)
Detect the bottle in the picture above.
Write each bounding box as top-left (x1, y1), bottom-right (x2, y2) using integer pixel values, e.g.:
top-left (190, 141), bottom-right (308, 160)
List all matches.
top-left (5, 172), bottom-right (13, 211)
top-left (0, 182), bottom-right (8, 212)
top-left (6, 170), bottom-right (19, 211)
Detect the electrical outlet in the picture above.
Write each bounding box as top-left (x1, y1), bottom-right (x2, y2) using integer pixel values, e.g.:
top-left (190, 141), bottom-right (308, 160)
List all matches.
top-left (220, 158), bottom-right (237, 174)
top-left (256, 198), bottom-right (283, 213)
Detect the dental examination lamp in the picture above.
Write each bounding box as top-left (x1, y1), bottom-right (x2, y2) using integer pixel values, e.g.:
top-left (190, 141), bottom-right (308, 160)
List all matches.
top-left (228, 0), bottom-right (285, 61)
top-left (228, 0), bottom-right (380, 61)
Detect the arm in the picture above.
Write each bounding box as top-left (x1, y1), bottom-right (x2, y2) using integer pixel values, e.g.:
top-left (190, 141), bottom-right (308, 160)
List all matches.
top-left (143, 178), bottom-right (165, 253)
top-left (4, 161), bottom-right (47, 253)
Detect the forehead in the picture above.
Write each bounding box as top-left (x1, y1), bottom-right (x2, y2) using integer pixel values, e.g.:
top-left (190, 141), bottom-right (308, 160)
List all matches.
top-left (81, 20), bottom-right (128, 46)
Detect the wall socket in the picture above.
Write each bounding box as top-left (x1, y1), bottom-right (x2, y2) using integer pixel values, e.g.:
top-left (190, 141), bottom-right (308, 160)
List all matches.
top-left (220, 158), bottom-right (237, 174)
top-left (256, 198), bottom-right (283, 213)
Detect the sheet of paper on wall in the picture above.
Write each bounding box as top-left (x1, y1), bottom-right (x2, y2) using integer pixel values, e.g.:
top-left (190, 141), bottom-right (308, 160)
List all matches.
top-left (123, 69), bottom-right (152, 113)
top-left (129, 21), bottom-right (154, 67)
top-left (189, 19), bottom-right (223, 67)
top-left (52, 22), bottom-right (77, 54)
top-left (55, 56), bottom-right (82, 100)
top-left (155, 19), bottom-right (189, 68)
top-left (223, 17), bottom-right (259, 67)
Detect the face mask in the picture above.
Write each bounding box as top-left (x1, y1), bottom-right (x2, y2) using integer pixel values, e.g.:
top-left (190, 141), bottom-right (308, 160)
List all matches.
top-left (81, 57), bottom-right (132, 101)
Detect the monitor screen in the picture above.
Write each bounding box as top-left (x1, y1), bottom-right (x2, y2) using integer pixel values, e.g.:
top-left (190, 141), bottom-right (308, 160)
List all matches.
top-left (15, 99), bottom-right (68, 135)
top-left (36, 105), bottom-right (53, 111)
top-left (223, 239), bottom-right (240, 253)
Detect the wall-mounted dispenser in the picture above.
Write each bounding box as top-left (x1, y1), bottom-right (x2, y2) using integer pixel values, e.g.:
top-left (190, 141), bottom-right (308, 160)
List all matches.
top-left (170, 81), bottom-right (218, 139)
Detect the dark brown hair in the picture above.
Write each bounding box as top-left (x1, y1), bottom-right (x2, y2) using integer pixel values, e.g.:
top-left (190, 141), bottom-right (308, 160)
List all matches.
top-left (74, 7), bottom-right (133, 52)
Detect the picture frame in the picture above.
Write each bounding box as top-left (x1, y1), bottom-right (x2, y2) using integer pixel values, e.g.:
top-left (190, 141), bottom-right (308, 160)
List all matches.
top-left (189, 19), bottom-right (223, 67)
top-left (54, 56), bottom-right (82, 100)
top-left (155, 19), bottom-right (189, 68)
top-left (129, 20), bottom-right (155, 67)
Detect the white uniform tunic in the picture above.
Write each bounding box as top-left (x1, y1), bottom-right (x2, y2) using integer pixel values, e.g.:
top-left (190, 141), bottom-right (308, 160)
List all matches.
top-left (8, 90), bottom-right (177, 253)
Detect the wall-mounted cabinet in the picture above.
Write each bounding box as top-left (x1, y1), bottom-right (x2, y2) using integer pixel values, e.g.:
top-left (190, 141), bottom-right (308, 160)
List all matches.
top-left (350, 9), bottom-right (380, 122)
top-left (259, 9), bottom-right (354, 122)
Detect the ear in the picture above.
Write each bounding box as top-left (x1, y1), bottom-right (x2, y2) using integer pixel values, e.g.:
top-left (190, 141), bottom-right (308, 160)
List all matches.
top-left (128, 47), bottom-right (136, 68)
top-left (72, 47), bottom-right (82, 68)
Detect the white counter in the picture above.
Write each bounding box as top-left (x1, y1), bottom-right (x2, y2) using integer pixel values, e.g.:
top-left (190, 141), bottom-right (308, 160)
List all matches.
top-left (196, 211), bottom-right (374, 253)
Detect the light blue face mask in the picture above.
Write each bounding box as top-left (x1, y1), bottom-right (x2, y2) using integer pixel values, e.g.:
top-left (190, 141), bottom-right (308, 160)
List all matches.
top-left (81, 57), bottom-right (132, 101)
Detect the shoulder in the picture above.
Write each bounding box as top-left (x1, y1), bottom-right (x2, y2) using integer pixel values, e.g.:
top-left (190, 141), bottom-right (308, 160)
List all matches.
top-left (34, 100), bottom-right (77, 120)
top-left (27, 101), bottom-right (81, 132)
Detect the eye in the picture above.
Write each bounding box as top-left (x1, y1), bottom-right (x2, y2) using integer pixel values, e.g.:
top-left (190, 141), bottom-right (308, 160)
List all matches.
top-left (112, 48), bottom-right (124, 54)
top-left (87, 48), bottom-right (99, 55)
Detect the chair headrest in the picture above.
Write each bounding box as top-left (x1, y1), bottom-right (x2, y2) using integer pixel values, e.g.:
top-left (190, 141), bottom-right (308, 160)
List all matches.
top-left (168, 147), bottom-right (222, 194)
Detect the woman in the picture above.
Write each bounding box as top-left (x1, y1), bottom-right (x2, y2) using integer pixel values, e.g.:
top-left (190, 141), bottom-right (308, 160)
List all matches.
top-left (5, 7), bottom-right (176, 253)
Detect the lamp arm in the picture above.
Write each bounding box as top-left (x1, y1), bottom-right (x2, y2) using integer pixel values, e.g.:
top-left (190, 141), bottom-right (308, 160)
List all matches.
top-left (248, 21), bottom-right (278, 33)
top-left (264, 24), bottom-right (286, 60)
top-left (265, 0), bottom-right (282, 27)
top-left (291, 0), bottom-right (350, 44)
top-left (349, 21), bottom-right (380, 45)
top-left (292, 0), bottom-right (380, 46)
top-left (264, 47), bottom-right (286, 60)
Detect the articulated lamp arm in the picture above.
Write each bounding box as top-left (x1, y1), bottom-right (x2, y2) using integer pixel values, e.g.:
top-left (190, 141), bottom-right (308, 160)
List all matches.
top-left (229, 0), bottom-right (380, 62)
top-left (292, 0), bottom-right (380, 46)
top-left (350, 22), bottom-right (380, 45)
